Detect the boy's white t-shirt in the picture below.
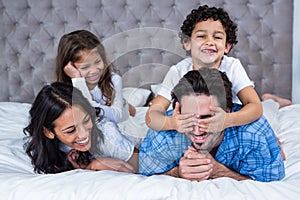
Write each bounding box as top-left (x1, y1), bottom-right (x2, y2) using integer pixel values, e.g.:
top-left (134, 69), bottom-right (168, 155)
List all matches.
top-left (158, 56), bottom-right (254, 105)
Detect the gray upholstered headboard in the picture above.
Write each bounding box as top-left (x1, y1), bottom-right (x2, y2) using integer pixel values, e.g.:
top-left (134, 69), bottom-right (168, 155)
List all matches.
top-left (0, 0), bottom-right (293, 103)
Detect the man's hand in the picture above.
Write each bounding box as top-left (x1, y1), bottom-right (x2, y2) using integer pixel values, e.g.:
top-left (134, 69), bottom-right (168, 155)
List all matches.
top-left (178, 146), bottom-right (213, 181)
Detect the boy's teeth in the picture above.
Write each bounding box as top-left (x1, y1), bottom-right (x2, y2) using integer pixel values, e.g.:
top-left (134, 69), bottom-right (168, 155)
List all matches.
top-left (202, 49), bottom-right (214, 53)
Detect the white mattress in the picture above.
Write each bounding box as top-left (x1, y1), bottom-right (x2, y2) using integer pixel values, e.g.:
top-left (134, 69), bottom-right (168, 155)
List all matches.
top-left (1, 102), bottom-right (300, 200)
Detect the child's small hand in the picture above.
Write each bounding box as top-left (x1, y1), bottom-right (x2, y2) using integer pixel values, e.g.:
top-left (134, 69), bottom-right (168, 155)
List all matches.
top-left (64, 61), bottom-right (81, 78)
top-left (198, 106), bottom-right (227, 133)
top-left (67, 149), bottom-right (87, 169)
top-left (172, 102), bottom-right (198, 133)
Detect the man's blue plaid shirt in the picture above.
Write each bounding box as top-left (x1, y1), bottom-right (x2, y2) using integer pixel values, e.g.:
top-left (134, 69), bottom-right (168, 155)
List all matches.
top-left (139, 104), bottom-right (285, 182)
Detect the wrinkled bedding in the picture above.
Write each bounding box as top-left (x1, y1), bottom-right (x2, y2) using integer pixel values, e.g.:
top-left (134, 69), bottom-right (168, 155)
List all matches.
top-left (1, 102), bottom-right (300, 200)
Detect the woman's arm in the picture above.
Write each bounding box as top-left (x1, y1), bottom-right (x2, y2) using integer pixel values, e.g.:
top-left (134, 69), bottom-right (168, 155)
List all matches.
top-left (86, 158), bottom-right (136, 173)
top-left (67, 149), bottom-right (135, 173)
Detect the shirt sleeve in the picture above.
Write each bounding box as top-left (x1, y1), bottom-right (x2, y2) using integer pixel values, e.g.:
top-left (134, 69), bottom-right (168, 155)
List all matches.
top-left (71, 78), bottom-right (95, 106)
top-left (139, 127), bottom-right (191, 176)
top-left (97, 74), bottom-right (124, 123)
top-left (236, 119), bottom-right (285, 182)
top-left (231, 59), bottom-right (254, 93)
top-left (219, 57), bottom-right (254, 104)
top-left (157, 66), bottom-right (181, 101)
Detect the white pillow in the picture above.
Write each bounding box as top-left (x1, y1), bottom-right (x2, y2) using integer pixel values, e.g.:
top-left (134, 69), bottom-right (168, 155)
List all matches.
top-left (122, 87), bottom-right (151, 107)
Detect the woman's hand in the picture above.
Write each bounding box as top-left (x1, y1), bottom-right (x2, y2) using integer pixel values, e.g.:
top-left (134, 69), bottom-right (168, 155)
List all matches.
top-left (67, 149), bottom-right (87, 169)
top-left (86, 157), bottom-right (136, 173)
top-left (171, 102), bottom-right (198, 133)
top-left (64, 61), bottom-right (81, 78)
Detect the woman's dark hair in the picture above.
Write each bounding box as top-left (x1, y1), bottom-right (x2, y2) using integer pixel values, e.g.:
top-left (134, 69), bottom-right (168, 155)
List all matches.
top-left (179, 5), bottom-right (238, 54)
top-left (171, 68), bottom-right (233, 112)
top-left (23, 82), bottom-right (104, 174)
top-left (55, 29), bottom-right (116, 106)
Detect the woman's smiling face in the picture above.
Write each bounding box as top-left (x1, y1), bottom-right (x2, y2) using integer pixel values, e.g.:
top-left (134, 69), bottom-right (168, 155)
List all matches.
top-left (50, 104), bottom-right (93, 152)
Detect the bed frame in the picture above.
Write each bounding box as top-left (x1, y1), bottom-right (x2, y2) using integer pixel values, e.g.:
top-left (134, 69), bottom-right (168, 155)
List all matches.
top-left (0, 0), bottom-right (293, 103)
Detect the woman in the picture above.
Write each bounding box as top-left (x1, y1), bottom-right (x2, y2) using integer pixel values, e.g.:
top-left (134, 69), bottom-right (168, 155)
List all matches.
top-left (23, 82), bottom-right (136, 174)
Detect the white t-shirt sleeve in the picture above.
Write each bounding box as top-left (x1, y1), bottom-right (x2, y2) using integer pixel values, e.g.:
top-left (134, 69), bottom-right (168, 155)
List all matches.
top-left (158, 58), bottom-right (193, 101)
top-left (158, 65), bottom-right (181, 101)
top-left (219, 56), bottom-right (254, 104)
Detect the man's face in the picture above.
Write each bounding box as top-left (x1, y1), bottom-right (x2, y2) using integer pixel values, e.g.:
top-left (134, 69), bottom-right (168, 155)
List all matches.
top-left (180, 94), bottom-right (223, 152)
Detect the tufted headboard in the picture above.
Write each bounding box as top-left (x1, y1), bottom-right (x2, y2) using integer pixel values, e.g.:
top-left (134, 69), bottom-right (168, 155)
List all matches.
top-left (0, 0), bottom-right (293, 103)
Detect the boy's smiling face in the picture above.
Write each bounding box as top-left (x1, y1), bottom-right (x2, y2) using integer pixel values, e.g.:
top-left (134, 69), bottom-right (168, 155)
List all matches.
top-left (184, 19), bottom-right (232, 69)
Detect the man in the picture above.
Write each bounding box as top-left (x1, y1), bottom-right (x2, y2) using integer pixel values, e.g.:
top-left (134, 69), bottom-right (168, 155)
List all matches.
top-left (139, 68), bottom-right (285, 182)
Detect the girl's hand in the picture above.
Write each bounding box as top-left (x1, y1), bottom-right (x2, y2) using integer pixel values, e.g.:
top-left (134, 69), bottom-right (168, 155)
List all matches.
top-left (67, 149), bottom-right (87, 169)
top-left (198, 106), bottom-right (228, 133)
top-left (171, 102), bottom-right (198, 133)
top-left (86, 157), bottom-right (136, 173)
top-left (64, 61), bottom-right (81, 78)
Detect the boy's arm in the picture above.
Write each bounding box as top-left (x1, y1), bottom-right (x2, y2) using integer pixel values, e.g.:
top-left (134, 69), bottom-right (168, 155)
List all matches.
top-left (228, 86), bottom-right (263, 127)
top-left (145, 95), bottom-right (173, 130)
top-left (201, 86), bottom-right (263, 132)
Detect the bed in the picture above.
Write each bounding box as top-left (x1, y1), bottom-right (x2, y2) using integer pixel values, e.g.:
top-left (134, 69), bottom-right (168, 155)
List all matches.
top-left (1, 0), bottom-right (299, 199)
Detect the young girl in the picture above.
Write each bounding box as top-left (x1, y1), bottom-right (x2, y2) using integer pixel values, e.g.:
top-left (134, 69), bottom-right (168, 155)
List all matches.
top-left (56, 29), bottom-right (135, 124)
top-left (24, 82), bottom-right (137, 174)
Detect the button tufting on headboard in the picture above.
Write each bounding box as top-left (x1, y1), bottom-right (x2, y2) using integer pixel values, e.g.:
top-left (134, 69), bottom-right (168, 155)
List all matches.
top-left (0, 0), bottom-right (293, 103)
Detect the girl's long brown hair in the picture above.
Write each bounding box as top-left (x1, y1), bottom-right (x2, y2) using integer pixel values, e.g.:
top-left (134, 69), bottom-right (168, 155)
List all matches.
top-left (55, 30), bottom-right (116, 105)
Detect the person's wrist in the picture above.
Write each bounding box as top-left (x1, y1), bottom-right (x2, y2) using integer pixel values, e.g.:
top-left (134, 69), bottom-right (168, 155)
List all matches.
top-left (224, 112), bottom-right (232, 128)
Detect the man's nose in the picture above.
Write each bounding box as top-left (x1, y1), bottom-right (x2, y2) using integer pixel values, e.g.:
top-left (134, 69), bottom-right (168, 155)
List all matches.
top-left (193, 125), bottom-right (205, 135)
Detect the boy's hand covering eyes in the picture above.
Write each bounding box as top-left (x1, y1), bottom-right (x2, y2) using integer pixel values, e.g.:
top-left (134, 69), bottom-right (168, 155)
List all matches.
top-left (198, 106), bottom-right (227, 133)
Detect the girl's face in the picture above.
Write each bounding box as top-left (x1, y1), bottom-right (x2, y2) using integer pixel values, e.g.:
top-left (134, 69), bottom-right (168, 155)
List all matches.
top-left (184, 19), bottom-right (232, 69)
top-left (46, 105), bottom-right (93, 152)
top-left (74, 49), bottom-right (105, 89)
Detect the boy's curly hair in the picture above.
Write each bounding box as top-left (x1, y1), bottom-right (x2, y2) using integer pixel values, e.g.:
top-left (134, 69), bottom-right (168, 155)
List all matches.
top-left (179, 5), bottom-right (238, 51)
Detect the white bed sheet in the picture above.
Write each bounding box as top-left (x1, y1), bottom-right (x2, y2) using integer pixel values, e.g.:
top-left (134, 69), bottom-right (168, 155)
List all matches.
top-left (1, 102), bottom-right (300, 200)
